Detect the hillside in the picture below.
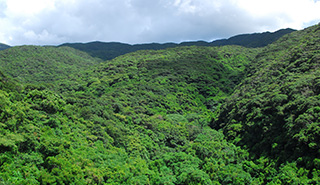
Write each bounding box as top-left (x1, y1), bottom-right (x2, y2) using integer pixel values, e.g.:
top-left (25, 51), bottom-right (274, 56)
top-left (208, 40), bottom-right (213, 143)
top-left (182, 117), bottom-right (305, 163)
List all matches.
top-left (1, 23), bottom-right (320, 184)
top-left (0, 46), bottom-right (102, 84)
top-left (60, 28), bottom-right (295, 60)
top-left (214, 23), bottom-right (320, 183)
top-left (0, 45), bottom-right (263, 184)
top-left (0, 43), bottom-right (10, 51)
top-left (211, 28), bottom-right (296, 47)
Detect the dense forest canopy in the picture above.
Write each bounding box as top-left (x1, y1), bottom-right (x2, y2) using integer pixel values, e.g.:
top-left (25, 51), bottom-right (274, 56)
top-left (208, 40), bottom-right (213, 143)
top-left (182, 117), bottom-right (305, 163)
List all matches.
top-left (0, 46), bottom-right (102, 84)
top-left (0, 24), bottom-right (320, 184)
top-left (213, 23), bottom-right (320, 175)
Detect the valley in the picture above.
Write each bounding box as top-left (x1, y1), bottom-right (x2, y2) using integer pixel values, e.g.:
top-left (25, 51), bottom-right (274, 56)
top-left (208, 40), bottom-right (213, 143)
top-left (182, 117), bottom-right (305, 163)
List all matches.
top-left (0, 24), bottom-right (320, 184)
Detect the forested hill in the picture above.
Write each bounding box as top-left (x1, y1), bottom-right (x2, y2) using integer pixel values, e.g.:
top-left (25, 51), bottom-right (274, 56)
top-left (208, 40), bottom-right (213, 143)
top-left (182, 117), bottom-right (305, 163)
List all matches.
top-left (59, 41), bottom-right (178, 61)
top-left (60, 28), bottom-right (295, 60)
top-left (0, 44), bottom-right (263, 184)
top-left (0, 43), bottom-right (10, 51)
top-left (214, 23), bottom-right (320, 182)
top-left (1, 23), bottom-right (320, 184)
top-left (210, 28), bottom-right (296, 47)
top-left (0, 45), bottom-right (102, 84)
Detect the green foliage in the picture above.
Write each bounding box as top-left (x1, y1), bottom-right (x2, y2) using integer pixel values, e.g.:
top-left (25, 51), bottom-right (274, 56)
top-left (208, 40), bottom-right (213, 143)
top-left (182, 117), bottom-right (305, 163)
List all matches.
top-left (211, 28), bottom-right (296, 48)
top-left (0, 43), bottom-right (10, 51)
top-left (60, 28), bottom-right (293, 60)
top-left (0, 43), bottom-right (262, 184)
top-left (0, 44), bottom-right (260, 184)
top-left (214, 23), bottom-right (320, 182)
top-left (0, 46), bottom-right (102, 84)
top-left (1, 23), bottom-right (319, 184)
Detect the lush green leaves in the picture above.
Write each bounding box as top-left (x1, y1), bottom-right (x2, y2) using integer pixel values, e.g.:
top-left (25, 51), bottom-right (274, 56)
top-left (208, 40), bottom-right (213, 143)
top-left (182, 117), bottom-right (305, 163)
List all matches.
top-left (214, 23), bottom-right (320, 183)
top-left (0, 46), bottom-right (101, 84)
top-left (1, 24), bottom-right (320, 184)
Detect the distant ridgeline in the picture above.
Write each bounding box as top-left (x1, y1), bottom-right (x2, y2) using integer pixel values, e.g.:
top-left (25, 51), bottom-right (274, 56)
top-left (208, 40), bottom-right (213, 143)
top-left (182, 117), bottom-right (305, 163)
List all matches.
top-left (0, 43), bottom-right (10, 51)
top-left (60, 28), bottom-right (295, 60)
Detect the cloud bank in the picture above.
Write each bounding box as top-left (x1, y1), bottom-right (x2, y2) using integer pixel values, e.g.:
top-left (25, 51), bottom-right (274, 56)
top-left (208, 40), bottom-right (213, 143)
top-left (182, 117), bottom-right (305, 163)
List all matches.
top-left (0, 0), bottom-right (320, 45)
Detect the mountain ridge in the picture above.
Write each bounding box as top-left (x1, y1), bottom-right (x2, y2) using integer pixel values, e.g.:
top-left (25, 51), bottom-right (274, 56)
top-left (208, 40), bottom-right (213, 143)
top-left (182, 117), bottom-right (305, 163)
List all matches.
top-left (0, 43), bottom-right (10, 51)
top-left (210, 28), bottom-right (296, 47)
top-left (60, 28), bottom-right (296, 60)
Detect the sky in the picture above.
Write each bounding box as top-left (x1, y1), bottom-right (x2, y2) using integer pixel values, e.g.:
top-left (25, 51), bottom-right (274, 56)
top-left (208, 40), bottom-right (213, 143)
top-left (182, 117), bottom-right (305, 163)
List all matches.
top-left (1, 0), bottom-right (320, 46)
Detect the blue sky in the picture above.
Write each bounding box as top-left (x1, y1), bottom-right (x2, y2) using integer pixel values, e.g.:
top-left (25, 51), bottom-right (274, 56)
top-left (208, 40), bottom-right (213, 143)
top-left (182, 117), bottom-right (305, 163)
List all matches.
top-left (1, 0), bottom-right (320, 46)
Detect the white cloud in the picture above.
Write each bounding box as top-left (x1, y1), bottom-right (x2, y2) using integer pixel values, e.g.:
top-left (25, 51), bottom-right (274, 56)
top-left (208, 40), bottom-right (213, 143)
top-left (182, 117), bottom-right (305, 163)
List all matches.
top-left (235, 0), bottom-right (320, 29)
top-left (5, 0), bottom-right (55, 16)
top-left (0, 0), bottom-right (320, 46)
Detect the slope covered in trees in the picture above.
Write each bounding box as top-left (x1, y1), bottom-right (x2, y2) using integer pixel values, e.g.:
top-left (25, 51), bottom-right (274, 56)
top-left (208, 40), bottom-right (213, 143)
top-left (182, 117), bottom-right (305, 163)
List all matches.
top-left (60, 28), bottom-right (294, 60)
top-left (1, 24), bottom-right (320, 184)
top-left (0, 43), bottom-right (10, 51)
top-left (211, 28), bottom-right (296, 48)
top-left (214, 23), bottom-right (320, 183)
top-left (0, 46), bottom-right (102, 84)
top-left (0, 44), bottom-right (264, 184)
top-left (59, 42), bottom-right (178, 61)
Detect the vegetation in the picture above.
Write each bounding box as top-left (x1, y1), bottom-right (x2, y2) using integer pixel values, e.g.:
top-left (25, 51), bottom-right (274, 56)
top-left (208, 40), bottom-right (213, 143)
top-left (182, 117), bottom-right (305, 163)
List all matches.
top-left (60, 28), bottom-right (294, 60)
top-left (213, 23), bottom-right (320, 183)
top-left (0, 45), bottom-right (261, 184)
top-left (0, 43), bottom-right (10, 51)
top-left (211, 28), bottom-right (296, 48)
top-left (60, 42), bottom-right (178, 61)
top-left (0, 23), bottom-right (320, 184)
top-left (0, 46), bottom-right (102, 84)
